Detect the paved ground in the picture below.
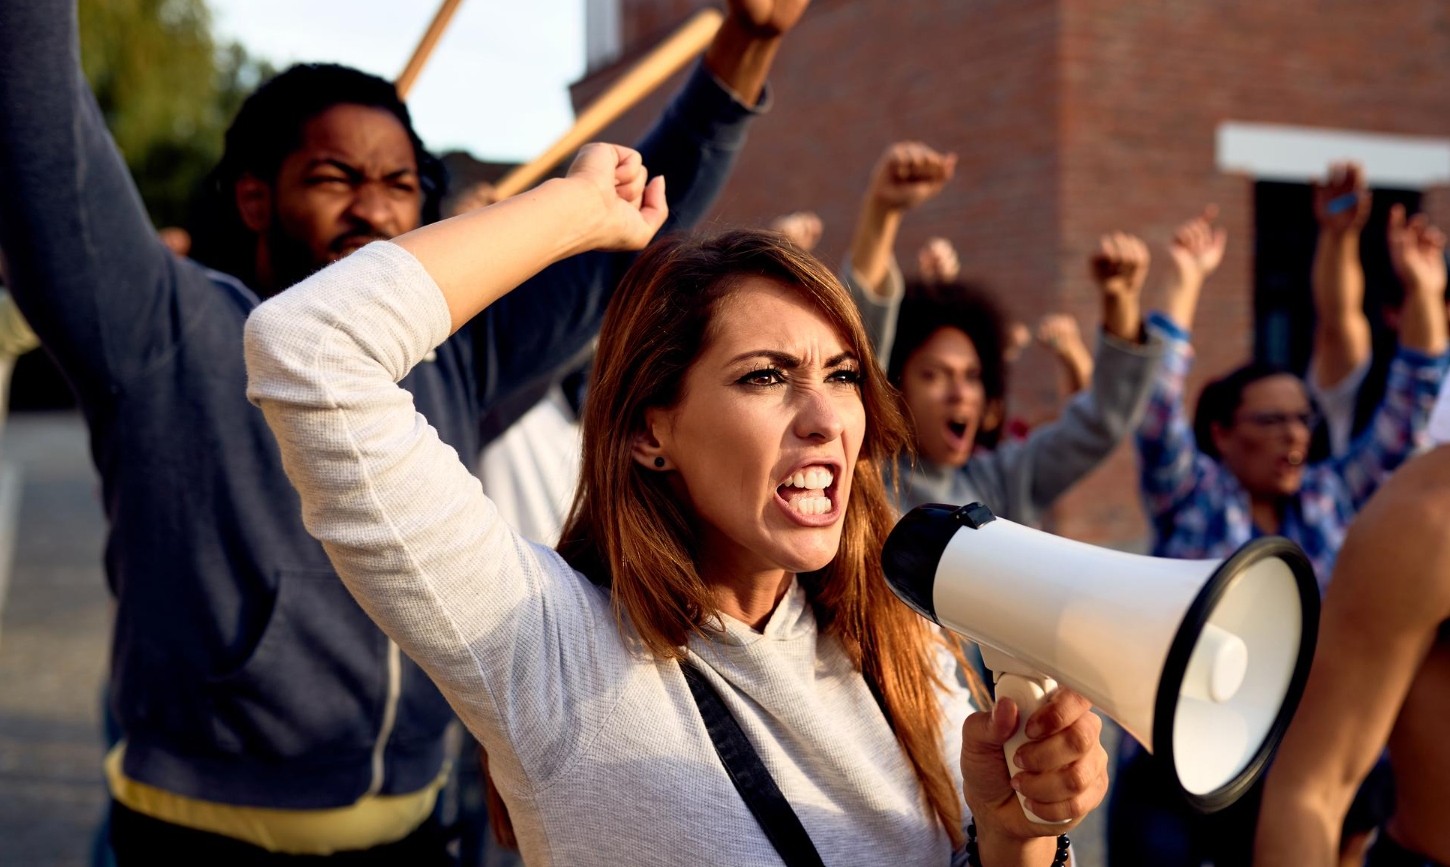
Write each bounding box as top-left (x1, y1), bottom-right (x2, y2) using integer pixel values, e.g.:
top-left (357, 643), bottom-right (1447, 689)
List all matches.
top-left (0, 411), bottom-right (1116, 866)
top-left (0, 412), bottom-right (109, 867)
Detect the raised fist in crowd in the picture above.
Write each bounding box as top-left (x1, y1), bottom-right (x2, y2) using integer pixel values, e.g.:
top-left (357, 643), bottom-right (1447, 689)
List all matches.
top-left (1037, 313), bottom-right (1086, 358)
top-left (867, 141), bottom-right (957, 212)
top-left (568, 143), bottom-right (668, 252)
top-left (850, 140), bottom-right (957, 297)
top-left (1168, 206), bottom-right (1227, 290)
top-left (725, 0), bottom-right (811, 37)
top-left (770, 211), bottom-right (823, 252)
top-left (1089, 232), bottom-right (1150, 343)
top-left (918, 236), bottom-right (961, 285)
top-left (1037, 313), bottom-right (1093, 394)
top-left (1090, 232), bottom-right (1150, 299)
top-left (1387, 203), bottom-right (1448, 299)
top-left (1312, 161), bottom-right (1371, 238)
top-left (1158, 207), bottom-right (1228, 333)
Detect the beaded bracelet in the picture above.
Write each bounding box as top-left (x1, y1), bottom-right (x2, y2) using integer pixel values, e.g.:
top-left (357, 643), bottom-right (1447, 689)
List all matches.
top-left (964, 821), bottom-right (1071, 867)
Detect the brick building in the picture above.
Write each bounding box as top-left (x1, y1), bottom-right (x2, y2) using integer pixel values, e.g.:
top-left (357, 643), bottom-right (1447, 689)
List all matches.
top-left (576, 0), bottom-right (1450, 546)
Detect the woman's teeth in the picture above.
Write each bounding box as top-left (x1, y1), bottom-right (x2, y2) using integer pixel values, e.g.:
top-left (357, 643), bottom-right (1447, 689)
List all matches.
top-left (792, 496), bottom-right (832, 515)
top-left (780, 468), bottom-right (834, 516)
top-left (783, 468), bottom-right (834, 490)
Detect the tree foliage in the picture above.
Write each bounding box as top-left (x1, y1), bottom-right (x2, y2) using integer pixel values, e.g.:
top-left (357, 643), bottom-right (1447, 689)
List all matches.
top-left (77, 0), bottom-right (273, 227)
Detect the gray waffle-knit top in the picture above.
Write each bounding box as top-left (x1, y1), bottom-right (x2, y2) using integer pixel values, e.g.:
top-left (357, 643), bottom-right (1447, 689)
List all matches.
top-left (245, 242), bottom-right (981, 866)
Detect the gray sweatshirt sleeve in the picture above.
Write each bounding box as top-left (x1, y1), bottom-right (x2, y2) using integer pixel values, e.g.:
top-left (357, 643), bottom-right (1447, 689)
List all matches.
top-left (244, 241), bottom-right (626, 787)
top-left (841, 258), bottom-right (904, 366)
top-left (971, 329), bottom-right (1165, 527)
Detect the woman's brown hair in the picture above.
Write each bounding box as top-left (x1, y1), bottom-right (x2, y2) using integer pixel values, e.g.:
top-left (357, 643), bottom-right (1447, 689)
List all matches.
top-left (491, 229), bottom-right (973, 849)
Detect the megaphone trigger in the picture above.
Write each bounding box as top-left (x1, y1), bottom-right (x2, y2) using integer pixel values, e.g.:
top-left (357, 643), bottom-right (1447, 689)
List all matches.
top-left (992, 670), bottom-right (1073, 827)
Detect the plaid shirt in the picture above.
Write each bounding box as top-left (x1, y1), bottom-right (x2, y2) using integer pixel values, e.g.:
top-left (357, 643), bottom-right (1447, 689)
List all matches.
top-left (1136, 315), bottom-right (1447, 590)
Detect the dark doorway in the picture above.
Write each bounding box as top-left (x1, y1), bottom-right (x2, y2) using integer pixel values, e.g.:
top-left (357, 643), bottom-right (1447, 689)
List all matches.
top-left (1252, 180), bottom-right (1422, 374)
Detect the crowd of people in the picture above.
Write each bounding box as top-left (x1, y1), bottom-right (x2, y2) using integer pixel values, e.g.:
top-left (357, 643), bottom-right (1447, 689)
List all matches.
top-left (0, 1), bottom-right (1448, 866)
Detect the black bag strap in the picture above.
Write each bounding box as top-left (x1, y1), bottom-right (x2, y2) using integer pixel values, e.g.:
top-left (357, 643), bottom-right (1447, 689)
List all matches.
top-left (680, 663), bottom-right (829, 867)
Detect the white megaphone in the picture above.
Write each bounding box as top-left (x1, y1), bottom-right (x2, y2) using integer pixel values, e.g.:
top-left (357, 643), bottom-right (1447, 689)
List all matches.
top-left (882, 502), bottom-right (1319, 824)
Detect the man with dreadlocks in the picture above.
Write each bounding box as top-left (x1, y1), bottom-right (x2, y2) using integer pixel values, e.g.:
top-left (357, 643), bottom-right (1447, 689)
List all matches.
top-left (0, 0), bottom-right (810, 860)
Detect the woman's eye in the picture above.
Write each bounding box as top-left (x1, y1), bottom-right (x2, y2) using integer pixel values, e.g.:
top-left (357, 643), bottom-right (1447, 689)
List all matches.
top-left (736, 368), bottom-right (785, 387)
top-left (828, 368), bottom-right (861, 385)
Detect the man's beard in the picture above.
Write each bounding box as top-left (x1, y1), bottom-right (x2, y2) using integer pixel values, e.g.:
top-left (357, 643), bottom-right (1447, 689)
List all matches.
top-left (265, 221), bottom-right (323, 294)
top-left (266, 218), bottom-right (389, 295)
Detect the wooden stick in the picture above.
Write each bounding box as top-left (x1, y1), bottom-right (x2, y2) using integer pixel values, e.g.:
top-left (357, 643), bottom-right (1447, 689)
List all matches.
top-left (493, 7), bottom-right (725, 200)
top-left (397, 0), bottom-right (467, 99)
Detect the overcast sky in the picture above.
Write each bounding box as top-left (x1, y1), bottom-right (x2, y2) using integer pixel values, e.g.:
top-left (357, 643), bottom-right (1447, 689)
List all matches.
top-left (209, 0), bottom-right (586, 161)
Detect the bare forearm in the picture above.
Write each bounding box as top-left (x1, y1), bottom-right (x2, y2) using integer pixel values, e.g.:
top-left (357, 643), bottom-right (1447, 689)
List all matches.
top-left (1254, 790), bottom-right (1341, 867)
top-left (1311, 231), bottom-right (1372, 385)
top-left (396, 178), bottom-right (603, 332)
top-left (1159, 274), bottom-right (1202, 333)
top-left (1101, 292), bottom-right (1143, 345)
top-left (1398, 282), bottom-right (1449, 356)
top-left (848, 200), bottom-right (903, 299)
top-left (703, 17), bottom-right (780, 106)
top-left (1056, 347), bottom-right (1093, 393)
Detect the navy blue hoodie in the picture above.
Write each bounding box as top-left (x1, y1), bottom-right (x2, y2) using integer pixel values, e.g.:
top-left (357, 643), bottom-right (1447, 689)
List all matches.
top-left (0, 0), bottom-right (760, 808)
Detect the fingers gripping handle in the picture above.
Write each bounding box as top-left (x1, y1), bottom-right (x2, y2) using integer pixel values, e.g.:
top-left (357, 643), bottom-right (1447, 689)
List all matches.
top-left (995, 672), bottom-right (1072, 827)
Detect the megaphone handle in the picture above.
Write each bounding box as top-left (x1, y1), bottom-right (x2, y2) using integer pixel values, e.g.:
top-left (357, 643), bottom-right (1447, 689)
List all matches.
top-left (995, 672), bottom-right (1072, 827)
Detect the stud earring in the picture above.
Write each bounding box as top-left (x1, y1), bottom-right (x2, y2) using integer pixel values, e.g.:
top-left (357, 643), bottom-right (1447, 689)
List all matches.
top-left (654, 457), bottom-right (666, 468)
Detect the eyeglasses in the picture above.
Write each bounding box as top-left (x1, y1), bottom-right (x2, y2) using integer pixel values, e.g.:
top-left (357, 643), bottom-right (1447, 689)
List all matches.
top-left (1234, 410), bottom-right (1319, 431)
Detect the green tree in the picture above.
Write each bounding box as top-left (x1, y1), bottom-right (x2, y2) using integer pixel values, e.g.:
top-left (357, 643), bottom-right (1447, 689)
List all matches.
top-left (77, 0), bottom-right (272, 227)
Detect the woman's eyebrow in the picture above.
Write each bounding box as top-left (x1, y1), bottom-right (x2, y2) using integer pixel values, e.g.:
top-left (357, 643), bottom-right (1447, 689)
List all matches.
top-left (727, 349), bottom-right (801, 367)
top-left (726, 350), bottom-right (859, 368)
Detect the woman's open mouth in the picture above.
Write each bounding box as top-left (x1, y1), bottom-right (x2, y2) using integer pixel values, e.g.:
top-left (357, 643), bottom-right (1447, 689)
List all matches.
top-left (774, 464), bottom-right (841, 526)
top-left (944, 419), bottom-right (970, 451)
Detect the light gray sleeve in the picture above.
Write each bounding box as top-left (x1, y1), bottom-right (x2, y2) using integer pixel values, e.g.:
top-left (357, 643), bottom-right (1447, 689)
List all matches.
top-left (243, 241), bottom-right (624, 786)
top-left (841, 258), bottom-right (904, 368)
top-left (1305, 355), bottom-right (1369, 457)
top-left (991, 329), bottom-right (1166, 526)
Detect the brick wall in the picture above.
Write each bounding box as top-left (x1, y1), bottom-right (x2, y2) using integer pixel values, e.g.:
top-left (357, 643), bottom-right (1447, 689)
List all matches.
top-left (582, 0), bottom-right (1450, 546)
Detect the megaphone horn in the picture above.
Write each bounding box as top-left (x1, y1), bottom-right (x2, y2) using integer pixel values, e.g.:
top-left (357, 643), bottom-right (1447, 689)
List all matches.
top-left (882, 503), bottom-right (1319, 824)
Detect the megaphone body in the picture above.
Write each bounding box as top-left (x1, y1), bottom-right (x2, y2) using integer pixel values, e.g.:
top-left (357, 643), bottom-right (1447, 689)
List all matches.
top-left (882, 503), bottom-right (1319, 823)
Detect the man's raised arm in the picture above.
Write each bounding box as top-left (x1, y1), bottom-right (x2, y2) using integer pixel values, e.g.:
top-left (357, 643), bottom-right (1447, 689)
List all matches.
top-left (0, 1), bottom-right (192, 401)
top-left (471, 0), bottom-right (809, 416)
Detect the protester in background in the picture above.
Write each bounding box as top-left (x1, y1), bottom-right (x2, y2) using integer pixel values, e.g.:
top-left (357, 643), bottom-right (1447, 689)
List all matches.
top-left (1136, 207), bottom-right (1446, 586)
top-left (1112, 207), bottom-right (1447, 867)
top-left (840, 140), bottom-right (1160, 524)
top-left (245, 142), bottom-right (1110, 866)
top-left (1036, 313), bottom-right (1093, 396)
top-left (769, 209), bottom-right (823, 252)
top-left (917, 235), bottom-right (960, 285)
top-left (0, 0), bottom-right (805, 859)
top-left (882, 236), bottom-right (1160, 525)
top-left (1256, 407), bottom-right (1450, 867)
